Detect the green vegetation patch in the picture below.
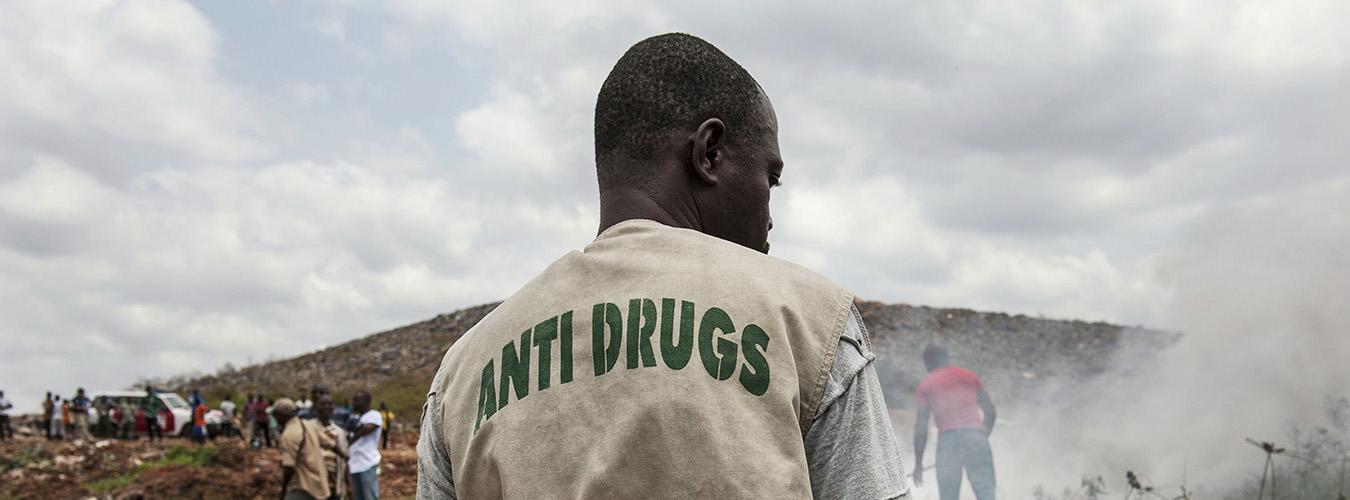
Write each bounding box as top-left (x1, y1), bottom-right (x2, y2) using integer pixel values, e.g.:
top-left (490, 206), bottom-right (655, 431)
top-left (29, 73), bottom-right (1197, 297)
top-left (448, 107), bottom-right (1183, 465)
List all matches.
top-left (157, 444), bottom-right (217, 467)
top-left (1, 444), bottom-right (43, 471)
top-left (368, 367), bottom-right (437, 429)
top-left (87, 472), bottom-right (137, 493)
top-left (84, 444), bottom-right (218, 493)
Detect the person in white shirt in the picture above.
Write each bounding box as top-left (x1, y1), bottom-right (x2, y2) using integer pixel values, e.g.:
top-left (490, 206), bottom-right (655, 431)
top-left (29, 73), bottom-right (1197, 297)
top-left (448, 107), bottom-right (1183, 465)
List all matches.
top-left (347, 391), bottom-right (382, 500)
top-left (219, 395), bottom-right (238, 439)
top-left (49, 395), bottom-right (64, 440)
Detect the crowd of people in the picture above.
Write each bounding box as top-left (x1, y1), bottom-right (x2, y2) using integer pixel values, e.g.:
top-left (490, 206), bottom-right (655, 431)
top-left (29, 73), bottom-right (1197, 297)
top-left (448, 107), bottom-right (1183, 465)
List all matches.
top-left (3, 384), bottom-right (396, 500)
top-left (26, 386), bottom-right (173, 442)
top-left (255, 385), bottom-right (392, 500)
top-left (33, 388), bottom-right (97, 441)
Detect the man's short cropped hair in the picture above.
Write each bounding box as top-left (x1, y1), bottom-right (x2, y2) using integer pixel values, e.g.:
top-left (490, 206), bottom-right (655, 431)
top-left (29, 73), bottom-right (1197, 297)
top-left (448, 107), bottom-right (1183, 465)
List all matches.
top-left (594, 33), bottom-right (769, 185)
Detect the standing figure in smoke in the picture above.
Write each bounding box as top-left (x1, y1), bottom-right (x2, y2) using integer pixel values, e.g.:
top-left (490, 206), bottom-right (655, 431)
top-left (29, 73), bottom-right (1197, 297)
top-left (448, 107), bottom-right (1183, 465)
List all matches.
top-left (913, 344), bottom-right (998, 500)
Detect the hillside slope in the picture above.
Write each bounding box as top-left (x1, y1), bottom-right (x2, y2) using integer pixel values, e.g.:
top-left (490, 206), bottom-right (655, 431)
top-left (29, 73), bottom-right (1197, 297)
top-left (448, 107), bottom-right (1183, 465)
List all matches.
top-left (171, 300), bottom-right (1175, 425)
top-left (174, 302), bottom-right (501, 420)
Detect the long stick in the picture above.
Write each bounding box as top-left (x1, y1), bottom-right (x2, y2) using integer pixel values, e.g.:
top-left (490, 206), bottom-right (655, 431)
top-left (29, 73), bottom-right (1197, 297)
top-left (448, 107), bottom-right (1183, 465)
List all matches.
top-left (1257, 453), bottom-right (1270, 500)
top-left (1338, 457), bottom-right (1346, 500)
top-left (1270, 452), bottom-right (1277, 500)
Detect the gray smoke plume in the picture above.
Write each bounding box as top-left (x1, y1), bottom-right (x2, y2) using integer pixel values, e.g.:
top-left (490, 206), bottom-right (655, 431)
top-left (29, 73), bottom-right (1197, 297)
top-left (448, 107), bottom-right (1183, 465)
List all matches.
top-left (957, 179), bottom-right (1350, 498)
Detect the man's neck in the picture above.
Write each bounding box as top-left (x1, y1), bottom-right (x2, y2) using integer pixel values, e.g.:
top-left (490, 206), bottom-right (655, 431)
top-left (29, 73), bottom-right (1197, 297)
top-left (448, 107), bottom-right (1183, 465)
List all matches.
top-left (598, 186), bottom-right (701, 235)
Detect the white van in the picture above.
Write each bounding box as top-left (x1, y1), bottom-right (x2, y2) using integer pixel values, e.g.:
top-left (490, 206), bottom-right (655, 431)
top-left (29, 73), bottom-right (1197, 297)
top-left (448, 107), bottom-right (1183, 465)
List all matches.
top-left (92, 390), bottom-right (194, 437)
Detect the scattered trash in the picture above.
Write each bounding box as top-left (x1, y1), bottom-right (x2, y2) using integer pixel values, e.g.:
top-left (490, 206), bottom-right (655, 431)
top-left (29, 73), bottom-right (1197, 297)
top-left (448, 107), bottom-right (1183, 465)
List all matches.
top-left (0, 433), bottom-right (420, 499)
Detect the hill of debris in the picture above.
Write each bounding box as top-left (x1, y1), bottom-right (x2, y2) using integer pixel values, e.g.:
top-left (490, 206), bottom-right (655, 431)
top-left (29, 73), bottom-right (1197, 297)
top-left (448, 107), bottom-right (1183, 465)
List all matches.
top-left (163, 302), bottom-right (502, 420)
top-left (854, 301), bottom-right (1177, 408)
top-left (165, 300), bottom-right (1175, 422)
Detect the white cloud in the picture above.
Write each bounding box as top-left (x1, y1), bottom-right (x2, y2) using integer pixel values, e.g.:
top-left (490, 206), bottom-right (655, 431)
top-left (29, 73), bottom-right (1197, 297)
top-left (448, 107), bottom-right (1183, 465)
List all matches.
top-left (1153, 0), bottom-right (1350, 73)
top-left (0, 0), bottom-right (268, 175)
top-left (455, 90), bottom-right (563, 176)
top-left (307, 16), bottom-right (347, 42)
top-left (286, 81), bottom-right (332, 106)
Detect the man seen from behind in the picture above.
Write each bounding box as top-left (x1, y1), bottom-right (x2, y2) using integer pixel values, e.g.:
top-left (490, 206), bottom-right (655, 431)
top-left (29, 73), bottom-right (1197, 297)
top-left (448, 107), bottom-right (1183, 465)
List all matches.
top-left (142, 386), bottom-right (163, 442)
top-left (378, 402), bottom-right (393, 450)
top-left (417, 32), bottom-right (908, 499)
top-left (252, 392), bottom-right (272, 448)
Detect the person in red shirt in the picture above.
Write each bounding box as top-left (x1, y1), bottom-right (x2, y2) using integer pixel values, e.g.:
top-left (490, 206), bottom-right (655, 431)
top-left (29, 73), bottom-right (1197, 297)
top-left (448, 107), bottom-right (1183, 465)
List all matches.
top-left (250, 392), bottom-right (273, 448)
top-left (191, 402), bottom-right (208, 445)
top-left (913, 344), bottom-right (997, 500)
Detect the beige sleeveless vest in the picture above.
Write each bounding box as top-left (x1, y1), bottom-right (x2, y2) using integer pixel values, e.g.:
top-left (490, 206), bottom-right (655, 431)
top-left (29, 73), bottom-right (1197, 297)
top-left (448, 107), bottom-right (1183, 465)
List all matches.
top-left (429, 219), bottom-right (854, 498)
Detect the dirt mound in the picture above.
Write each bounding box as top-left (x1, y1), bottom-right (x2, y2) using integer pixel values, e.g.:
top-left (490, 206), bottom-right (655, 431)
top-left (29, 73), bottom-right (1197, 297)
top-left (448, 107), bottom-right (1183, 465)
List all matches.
top-left (1, 433), bottom-right (421, 499)
top-left (379, 432), bottom-right (421, 495)
top-left (1, 436), bottom-right (138, 499)
top-left (122, 463), bottom-right (267, 499)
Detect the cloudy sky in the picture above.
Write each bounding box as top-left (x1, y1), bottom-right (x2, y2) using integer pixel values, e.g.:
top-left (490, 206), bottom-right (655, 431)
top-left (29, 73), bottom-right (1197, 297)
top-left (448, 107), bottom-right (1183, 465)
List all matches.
top-left (2, 0), bottom-right (1346, 436)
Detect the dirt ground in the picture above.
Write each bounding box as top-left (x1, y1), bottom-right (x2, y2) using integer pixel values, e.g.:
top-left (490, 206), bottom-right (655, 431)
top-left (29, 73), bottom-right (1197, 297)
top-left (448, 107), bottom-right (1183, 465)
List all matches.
top-left (0, 430), bottom-right (421, 499)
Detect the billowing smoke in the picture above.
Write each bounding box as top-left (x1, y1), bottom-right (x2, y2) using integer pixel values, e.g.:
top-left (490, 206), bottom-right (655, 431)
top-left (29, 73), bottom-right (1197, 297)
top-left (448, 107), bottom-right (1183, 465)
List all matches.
top-left (897, 178), bottom-right (1350, 498)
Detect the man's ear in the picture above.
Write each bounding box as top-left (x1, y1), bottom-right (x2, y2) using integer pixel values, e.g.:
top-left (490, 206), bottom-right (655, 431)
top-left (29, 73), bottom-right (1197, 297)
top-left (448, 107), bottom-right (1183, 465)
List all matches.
top-left (689, 118), bottom-right (726, 186)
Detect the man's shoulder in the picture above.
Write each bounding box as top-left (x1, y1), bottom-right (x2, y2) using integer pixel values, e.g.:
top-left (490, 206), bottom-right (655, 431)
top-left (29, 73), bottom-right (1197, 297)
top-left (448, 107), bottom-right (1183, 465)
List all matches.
top-left (950, 365), bottom-right (980, 380)
top-left (279, 422), bottom-right (303, 443)
top-left (916, 372), bottom-right (935, 393)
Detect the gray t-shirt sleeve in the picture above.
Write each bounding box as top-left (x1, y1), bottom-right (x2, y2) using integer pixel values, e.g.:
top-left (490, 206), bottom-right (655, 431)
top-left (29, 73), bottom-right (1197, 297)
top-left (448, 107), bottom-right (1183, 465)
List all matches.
top-left (805, 304), bottom-right (910, 500)
top-left (416, 390), bottom-right (457, 499)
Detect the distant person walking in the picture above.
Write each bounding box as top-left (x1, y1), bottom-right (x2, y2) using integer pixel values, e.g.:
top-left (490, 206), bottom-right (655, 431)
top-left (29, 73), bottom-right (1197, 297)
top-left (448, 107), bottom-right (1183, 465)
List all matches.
top-left (94, 396), bottom-right (115, 437)
top-left (912, 345), bottom-right (998, 500)
top-left (42, 392), bottom-right (53, 439)
top-left (378, 402), bottom-right (393, 450)
top-left (243, 395), bottom-right (256, 444)
top-left (219, 395), bottom-right (238, 438)
top-left (317, 394), bottom-right (350, 500)
top-left (70, 388), bottom-right (92, 440)
top-left (188, 388), bottom-right (205, 411)
top-left (0, 390), bottom-right (13, 441)
top-left (251, 393), bottom-right (272, 448)
top-left (275, 398), bottom-right (336, 500)
top-left (118, 398), bottom-right (136, 439)
top-left (50, 395), bottom-right (64, 440)
top-left (142, 386), bottom-right (164, 442)
top-left (268, 400), bottom-right (279, 444)
top-left (191, 399), bottom-right (208, 444)
top-left (348, 392), bottom-right (382, 500)
top-left (60, 396), bottom-right (72, 439)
